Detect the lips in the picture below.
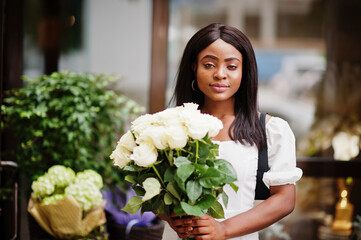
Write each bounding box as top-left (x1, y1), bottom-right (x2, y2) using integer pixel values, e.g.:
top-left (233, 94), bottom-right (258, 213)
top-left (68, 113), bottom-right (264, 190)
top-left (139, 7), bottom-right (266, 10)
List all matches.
top-left (210, 83), bottom-right (229, 92)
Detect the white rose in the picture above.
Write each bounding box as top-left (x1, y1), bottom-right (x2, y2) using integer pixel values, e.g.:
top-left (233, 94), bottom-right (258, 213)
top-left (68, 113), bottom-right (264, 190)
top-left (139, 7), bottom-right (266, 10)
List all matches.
top-left (185, 118), bottom-right (209, 140)
top-left (131, 114), bottom-right (156, 138)
top-left (203, 114), bottom-right (223, 138)
top-left (166, 125), bottom-right (188, 149)
top-left (180, 103), bottom-right (220, 140)
top-left (132, 142), bottom-right (158, 167)
top-left (110, 146), bottom-right (131, 168)
top-left (139, 126), bottom-right (168, 150)
top-left (182, 102), bottom-right (200, 111)
top-left (332, 132), bottom-right (360, 161)
top-left (155, 107), bottom-right (180, 124)
top-left (118, 130), bottom-right (136, 152)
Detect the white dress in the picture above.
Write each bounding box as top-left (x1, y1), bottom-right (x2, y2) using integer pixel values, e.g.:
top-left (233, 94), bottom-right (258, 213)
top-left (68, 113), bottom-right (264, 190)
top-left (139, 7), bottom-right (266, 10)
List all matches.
top-left (162, 117), bottom-right (303, 240)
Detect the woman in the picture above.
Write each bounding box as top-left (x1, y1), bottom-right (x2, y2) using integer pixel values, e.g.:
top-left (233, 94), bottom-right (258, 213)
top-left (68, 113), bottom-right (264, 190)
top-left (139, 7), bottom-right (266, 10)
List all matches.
top-left (160, 23), bottom-right (302, 240)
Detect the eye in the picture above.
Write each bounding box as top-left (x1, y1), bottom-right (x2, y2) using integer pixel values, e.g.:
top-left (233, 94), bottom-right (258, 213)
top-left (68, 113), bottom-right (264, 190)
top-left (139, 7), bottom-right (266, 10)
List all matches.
top-left (203, 63), bottom-right (215, 69)
top-left (227, 65), bottom-right (237, 70)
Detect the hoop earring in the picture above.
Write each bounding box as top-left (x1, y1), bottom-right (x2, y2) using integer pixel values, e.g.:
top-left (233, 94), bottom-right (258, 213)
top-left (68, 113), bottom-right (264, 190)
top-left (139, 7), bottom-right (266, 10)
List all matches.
top-left (192, 79), bottom-right (197, 92)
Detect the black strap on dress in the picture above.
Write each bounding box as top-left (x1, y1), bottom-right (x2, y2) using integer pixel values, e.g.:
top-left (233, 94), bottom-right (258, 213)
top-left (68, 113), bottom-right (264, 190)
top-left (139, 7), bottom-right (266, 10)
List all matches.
top-left (254, 112), bottom-right (271, 200)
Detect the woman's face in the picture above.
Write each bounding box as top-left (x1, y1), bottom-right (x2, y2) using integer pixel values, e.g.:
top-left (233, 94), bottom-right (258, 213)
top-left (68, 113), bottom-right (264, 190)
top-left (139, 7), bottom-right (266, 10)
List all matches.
top-left (195, 39), bottom-right (243, 105)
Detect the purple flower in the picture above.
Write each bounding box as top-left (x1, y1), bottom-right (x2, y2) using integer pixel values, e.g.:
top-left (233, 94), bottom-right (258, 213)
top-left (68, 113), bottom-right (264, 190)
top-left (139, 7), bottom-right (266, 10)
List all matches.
top-left (102, 187), bottom-right (156, 226)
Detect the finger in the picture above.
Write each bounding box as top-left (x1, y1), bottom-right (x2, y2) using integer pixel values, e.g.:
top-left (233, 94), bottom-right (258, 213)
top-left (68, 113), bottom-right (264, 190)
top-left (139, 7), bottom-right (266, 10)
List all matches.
top-left (171, 217), bottom-right (193, 227)
top-left (170, 224), bottom-right (193, 234)
top-left (193, 234), bottom-right (211, 240)
top-left (178, 232), bottom-right (193, 239)
top-left (191, 218), bottom-right (211, 227)
top-left (174, 226), bottom-right (193, 239)
top-left (191, 226), bottom-right (210, 235)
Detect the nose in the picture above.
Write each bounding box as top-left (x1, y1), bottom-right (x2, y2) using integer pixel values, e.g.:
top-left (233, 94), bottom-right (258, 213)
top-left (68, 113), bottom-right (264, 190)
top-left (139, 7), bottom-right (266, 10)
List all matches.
top-left (214, 67), bottom-right (226, 80)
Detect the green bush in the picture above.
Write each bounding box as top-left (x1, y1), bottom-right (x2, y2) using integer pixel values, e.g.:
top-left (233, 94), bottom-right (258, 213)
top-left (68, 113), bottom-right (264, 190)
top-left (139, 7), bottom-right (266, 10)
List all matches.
top-left (1, 71), bottom-right (144, 187)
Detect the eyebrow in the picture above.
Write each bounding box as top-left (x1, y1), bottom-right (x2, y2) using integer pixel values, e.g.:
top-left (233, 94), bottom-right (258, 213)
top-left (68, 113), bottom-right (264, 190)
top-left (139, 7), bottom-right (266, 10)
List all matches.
top-left (201, 54), bottom-right (241, 62)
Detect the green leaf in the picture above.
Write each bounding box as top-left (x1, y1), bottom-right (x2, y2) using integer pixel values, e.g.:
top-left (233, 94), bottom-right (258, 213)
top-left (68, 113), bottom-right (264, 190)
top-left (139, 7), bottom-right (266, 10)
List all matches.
top-left (222, 192), bottom-right (229, 208)
top-left (137, 173), bottom-right (156, 183)
top-left (166, 181), bottom-right (181, 201)
top-left (173, 204), bottom-right (185, 217)
top-left (121, 196), bottom-right (142, 214)
top-left (197, 194), bottom-right (216, 210)
top-left (198, 140), bottom-right (211, 158)
top-left (207, 200), bottom-right (224, 219)
top-left (193, 163), bottom-right (208, 174)
top-left (142, 177), bottom-right (161, 201)
top-left (174, 156), bottom-right (191, 167)
top-left (164, 193), bottom-right (173, 205)
top-left (164, 168), bottom-right (175, 182)
top-left (214, 159), bottom-right (237, 183)
top-left (199, 168), bottom-right (223, 188)
top-left (186, 180), bottom-right (202, 202)
top-left (123, 164), bottom-right (142, 172)
top-left (125, 175), bottom-right (136, 184)
top-left (141, 194), bottom-right (162, 213)
top-left (174, 174), bottom-right (186, 192)
top-left (133, 186), bottom-right (145, 196)
top-left (229, 183), bottom-right (239, 193)
top-left (176, 164), bottom-right (195, 183)
top-left (181, 202), bottom-right (204, 217)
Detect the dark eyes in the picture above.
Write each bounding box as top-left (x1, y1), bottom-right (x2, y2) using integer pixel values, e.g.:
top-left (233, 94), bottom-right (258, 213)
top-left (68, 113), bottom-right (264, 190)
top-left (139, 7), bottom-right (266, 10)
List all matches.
top-left (203, 63), bottom-right (238, 70)
top-left (204, 63), bottom-right (214, 68)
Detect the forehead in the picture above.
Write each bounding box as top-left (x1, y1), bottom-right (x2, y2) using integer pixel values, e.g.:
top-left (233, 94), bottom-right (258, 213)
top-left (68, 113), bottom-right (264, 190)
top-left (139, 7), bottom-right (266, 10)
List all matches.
top-left (197, 39), bottom-right (242, 61)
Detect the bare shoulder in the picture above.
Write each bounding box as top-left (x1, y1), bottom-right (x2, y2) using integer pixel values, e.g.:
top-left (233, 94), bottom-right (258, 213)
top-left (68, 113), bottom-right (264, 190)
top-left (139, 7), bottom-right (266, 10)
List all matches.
top-left (265, 114), bottom-right (272, 124)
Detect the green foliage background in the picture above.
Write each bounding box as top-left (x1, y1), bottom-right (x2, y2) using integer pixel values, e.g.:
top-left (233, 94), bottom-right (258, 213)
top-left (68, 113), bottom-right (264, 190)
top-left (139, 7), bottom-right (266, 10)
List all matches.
top-left (1, 71), bottom-right (144, 187)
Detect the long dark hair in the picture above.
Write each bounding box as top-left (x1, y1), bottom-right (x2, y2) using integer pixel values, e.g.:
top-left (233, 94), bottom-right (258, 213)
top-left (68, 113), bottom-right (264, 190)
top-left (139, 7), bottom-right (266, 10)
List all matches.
top-left (172, 23), bottom-right (266, 149)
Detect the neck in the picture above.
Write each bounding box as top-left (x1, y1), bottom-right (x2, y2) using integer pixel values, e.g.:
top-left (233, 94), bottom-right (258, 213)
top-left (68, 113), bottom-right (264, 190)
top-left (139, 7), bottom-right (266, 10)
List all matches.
top-left (201, 98), bottom-right (235, 119)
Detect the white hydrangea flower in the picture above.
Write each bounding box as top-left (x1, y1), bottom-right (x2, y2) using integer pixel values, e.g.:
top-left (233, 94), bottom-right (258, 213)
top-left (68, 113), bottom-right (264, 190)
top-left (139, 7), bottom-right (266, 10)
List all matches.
top-left (31, 174), bottom-right (55, 199)
top-left (47, 165), bottom-right (76, 188)
top-left (42, 194), bottom-right (65, 205)
top-left (65, 181), bottom-right (103, 211)
top-left (75, 169), bottom-right (103, 189)
top-left (332, 131), bottom-right (360, 161)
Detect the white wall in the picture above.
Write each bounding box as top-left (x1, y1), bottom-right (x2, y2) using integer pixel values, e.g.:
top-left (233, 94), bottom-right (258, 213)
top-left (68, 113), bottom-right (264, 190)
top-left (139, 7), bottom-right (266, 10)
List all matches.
top-left (83, 0), bottom-right (152, 109)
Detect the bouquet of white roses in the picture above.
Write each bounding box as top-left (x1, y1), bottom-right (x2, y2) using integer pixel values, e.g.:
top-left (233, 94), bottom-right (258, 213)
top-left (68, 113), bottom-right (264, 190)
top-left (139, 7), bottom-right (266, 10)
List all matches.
top-left (28, 165), bottom-right (107, 239)
top-left (110, 103), bottom-right (238, 219)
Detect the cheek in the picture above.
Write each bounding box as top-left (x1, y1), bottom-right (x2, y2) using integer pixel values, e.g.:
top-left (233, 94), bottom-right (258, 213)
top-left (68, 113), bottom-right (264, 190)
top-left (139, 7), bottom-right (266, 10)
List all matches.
top-left (196, 69), bottom-right (209, 84)
top-left (230, 72), bottom-right (243, 87)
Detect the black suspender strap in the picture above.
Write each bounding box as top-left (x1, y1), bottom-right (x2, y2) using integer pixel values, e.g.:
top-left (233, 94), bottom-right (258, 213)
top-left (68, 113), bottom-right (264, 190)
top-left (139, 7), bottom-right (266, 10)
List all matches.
top-left (255, 112), bottom-right (270, 200)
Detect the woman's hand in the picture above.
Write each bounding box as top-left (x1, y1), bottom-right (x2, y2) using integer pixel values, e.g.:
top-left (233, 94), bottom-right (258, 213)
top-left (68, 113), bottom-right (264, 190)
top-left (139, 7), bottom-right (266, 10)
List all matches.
top-left (190, 214), bottom-right (226, 240)
top-left (157, 212), bottom-right (195, 239)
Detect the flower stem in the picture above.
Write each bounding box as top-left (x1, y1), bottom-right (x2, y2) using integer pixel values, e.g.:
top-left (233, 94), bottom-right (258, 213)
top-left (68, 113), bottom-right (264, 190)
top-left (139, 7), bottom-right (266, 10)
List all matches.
top-left (164, 150), bottom-right (173, 166)
top-left (195, 140), bottom-right (199, 164)
top-left (152, 165), bottom-right (165, 187)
